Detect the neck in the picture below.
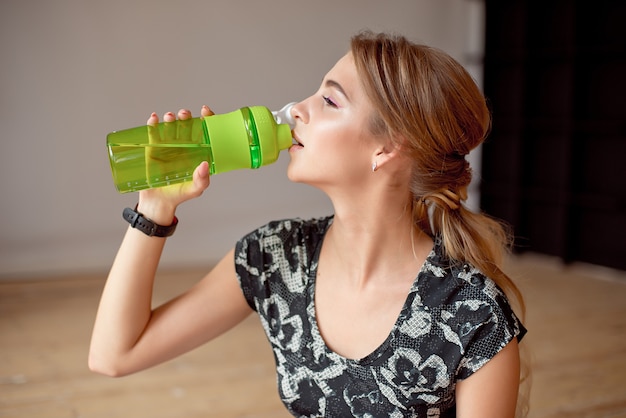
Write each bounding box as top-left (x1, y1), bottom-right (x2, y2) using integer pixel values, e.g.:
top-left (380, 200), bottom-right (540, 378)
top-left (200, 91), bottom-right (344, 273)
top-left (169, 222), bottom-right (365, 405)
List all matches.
top-left (323, 190), bottom-right (432, 288)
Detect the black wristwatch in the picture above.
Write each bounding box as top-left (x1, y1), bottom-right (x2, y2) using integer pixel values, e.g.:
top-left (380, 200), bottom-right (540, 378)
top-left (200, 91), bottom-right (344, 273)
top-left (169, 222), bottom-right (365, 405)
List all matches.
top-left (122, 206), bottom-right (178, 237)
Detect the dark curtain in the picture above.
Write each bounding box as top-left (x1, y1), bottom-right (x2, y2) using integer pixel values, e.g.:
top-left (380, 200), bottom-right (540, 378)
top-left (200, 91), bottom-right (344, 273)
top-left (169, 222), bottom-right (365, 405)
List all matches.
top-left (481, 1), bottom-right (626, 269)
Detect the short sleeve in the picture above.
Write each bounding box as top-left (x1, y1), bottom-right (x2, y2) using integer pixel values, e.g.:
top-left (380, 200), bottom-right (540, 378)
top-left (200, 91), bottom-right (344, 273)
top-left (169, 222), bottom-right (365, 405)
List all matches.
top-left (234, 217), bottom-right (330, 312)
top-left (234, 222), bottom-right (270, 310)
top-left (453, 270), bottom-right (527, 380)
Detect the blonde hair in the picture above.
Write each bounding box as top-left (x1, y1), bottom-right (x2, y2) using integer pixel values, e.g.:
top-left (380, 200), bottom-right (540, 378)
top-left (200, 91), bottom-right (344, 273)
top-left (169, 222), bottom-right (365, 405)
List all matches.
top-left (351, 31), bottom-right (524, 311)
top-left (352, 30), bottom-right (530, 416)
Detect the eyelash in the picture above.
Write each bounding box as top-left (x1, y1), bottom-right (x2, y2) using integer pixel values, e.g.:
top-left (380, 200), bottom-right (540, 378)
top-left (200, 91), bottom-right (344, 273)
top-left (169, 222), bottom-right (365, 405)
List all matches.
top-left (322, 95), bottom-right (338, 108)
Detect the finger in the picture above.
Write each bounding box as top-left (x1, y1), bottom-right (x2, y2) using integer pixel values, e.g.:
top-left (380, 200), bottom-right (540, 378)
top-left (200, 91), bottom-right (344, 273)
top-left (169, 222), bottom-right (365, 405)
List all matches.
top-left (163, 111), bottom-right (176, 122)
top-left (193, 161), bottom-right (211, 191)
top-left (147, 112), bottom-right (160, 144)
top-left (147, 112), bottom-right (159, 126)
top-left (163, 111), bottom-right (176, 143)
top-left (179, 161), bottom-right (210, 198)
top-left (177, 109), bottom-right (193, 141)
top-left (201, 105), bottom-right (214, 117)
top-left (178, 109), bottom-right (192, 120)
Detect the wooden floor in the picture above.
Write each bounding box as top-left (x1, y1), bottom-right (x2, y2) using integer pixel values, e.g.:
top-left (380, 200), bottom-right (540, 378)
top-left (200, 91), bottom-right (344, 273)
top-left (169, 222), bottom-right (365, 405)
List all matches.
top-left (1, 253), bottom-right (625, 418)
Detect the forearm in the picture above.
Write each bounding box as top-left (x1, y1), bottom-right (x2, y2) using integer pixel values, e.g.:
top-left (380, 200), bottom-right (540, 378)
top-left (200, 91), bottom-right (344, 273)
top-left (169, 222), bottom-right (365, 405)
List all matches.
top-left (88, 222), bottom-right (169, 376)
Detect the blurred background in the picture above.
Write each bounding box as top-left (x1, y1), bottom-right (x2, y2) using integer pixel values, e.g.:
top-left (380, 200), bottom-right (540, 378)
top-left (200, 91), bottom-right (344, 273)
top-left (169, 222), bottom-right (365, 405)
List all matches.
top-left (1, 1), bottom-right (625, 417)
top-left (0, 0), bottom-right (487, 278)
top-left (2, 1), bottom-right (622, 278)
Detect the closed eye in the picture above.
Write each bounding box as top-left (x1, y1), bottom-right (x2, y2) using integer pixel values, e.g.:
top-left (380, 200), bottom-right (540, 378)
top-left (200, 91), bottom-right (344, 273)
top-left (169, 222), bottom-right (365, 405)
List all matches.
top-left (322, 95), bottom-right (338, 108)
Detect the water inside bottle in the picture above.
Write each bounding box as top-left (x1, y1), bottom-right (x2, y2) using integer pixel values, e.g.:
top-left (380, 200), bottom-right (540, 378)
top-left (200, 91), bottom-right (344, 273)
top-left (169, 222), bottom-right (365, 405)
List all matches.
top-left (107, 118), bottom-right (212, 193)
top-left (108, 142), bottom-right (212, 193)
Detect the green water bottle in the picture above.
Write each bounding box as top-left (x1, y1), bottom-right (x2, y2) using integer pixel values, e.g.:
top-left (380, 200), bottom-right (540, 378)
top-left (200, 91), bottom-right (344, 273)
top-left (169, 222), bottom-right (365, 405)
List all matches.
top-left (107, 103), bottom-right (295, 193)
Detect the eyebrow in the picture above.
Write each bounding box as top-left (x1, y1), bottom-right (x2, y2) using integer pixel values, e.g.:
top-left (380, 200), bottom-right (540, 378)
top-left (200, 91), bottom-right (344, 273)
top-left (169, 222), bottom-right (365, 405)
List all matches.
top-left (324, 79), bottom-right (350, 101)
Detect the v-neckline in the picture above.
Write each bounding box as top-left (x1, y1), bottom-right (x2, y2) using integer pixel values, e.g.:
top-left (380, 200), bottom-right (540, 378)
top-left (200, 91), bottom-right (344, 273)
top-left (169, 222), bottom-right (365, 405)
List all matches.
top-left (305, 219), bottom-right (434, 365)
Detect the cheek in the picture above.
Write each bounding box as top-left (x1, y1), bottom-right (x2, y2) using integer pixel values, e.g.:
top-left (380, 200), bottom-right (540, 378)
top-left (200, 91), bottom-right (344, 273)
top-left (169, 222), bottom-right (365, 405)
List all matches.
top-left (313, 119), bottom-right (369, 153)
top-left (287, 141), bottom-right (368, 184)
top-left (289, 117), bottom-right (376, 180)
top-left (320, 142), bottom-right (373, 181)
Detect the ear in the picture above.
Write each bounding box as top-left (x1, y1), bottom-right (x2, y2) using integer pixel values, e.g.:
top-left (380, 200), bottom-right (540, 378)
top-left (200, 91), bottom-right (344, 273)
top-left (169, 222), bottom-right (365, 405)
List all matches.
top-left (371, 137), bottom-right (404, 171)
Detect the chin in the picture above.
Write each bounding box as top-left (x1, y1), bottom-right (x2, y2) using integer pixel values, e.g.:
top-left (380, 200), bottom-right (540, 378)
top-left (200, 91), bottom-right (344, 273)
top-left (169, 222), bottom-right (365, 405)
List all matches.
top-left (286, 169), bottom-right (305, 184)
top-left (286, 160), bottom-right (329, 188)
top-left (287, 166), bottom-right (316, 186)
top-left (287, 159), bottom-right (304, 182)
top-left (286, 164), bottom-right (299, 182)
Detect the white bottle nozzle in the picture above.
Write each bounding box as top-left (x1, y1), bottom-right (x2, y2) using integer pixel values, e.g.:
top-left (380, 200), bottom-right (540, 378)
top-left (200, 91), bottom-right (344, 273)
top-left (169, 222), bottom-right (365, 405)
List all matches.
top-left (272, 102), bottom-right (296, 129)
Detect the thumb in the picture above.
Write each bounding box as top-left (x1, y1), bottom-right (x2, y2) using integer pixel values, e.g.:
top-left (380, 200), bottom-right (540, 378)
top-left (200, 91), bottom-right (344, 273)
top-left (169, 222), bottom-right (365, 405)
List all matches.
top-left (174, 161), bottom-right (210, 202)
top-left (192, 161), bottom-right (211, 192)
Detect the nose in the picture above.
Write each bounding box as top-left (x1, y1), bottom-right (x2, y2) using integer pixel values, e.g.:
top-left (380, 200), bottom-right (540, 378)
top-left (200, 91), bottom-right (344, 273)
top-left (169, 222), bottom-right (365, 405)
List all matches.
top-left (290, 100), bottom-right (307, 124)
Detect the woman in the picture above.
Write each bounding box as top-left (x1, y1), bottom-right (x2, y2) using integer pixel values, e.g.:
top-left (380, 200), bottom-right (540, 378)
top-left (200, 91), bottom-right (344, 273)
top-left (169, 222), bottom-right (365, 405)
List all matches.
top-left (90, 32), bottom-right (527, 417)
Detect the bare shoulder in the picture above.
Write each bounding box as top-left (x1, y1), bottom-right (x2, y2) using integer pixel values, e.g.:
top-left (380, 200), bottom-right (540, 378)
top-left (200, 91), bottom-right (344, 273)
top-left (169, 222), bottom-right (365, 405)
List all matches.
top-left (455, 339), bottom-right (521, 418)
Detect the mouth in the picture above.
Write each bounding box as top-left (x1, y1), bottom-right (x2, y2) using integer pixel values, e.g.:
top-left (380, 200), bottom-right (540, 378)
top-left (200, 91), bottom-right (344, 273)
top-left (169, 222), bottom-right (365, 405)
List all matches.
top-left (291, 132), bottom-right (303, 147)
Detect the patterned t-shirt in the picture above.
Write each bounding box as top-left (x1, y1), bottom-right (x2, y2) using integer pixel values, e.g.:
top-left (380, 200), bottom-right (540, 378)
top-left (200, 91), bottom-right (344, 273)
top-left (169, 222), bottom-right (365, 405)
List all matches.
top-left (234, 216), bottom-right (526, 417)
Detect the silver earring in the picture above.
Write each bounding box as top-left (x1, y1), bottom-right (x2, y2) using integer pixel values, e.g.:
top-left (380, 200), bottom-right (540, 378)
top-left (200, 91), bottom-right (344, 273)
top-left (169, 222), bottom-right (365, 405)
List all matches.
top-left (372, 161), bottom-right (377, 172)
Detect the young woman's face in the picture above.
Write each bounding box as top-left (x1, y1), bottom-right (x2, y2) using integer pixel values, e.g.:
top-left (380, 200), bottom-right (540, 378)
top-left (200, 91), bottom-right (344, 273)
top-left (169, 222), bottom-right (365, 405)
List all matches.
top-left (287, 53), bottom-right (382, 190)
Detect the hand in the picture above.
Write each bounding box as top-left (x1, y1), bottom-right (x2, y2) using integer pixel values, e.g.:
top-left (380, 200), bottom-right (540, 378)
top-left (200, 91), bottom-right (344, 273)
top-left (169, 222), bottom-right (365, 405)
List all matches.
top-left (137, 106), bottom-right (214, 224)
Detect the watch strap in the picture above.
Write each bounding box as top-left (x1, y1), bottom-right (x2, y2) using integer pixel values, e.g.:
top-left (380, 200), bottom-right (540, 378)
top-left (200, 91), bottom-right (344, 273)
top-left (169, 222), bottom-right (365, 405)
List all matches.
top-left (123, 206), bottom-right (178, 237)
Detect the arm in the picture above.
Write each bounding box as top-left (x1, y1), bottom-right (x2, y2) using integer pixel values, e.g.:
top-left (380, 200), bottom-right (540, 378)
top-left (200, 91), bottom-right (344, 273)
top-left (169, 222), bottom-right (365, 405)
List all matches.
top-left (455, 339), bottom-right (521, 418)
top-left (89, 108), bottom-right (252, 377)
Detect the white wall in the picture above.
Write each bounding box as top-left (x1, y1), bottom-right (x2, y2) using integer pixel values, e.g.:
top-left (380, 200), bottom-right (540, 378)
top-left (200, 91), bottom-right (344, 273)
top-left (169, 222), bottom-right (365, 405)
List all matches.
top-left (0, 0), bottom-right (484, 278)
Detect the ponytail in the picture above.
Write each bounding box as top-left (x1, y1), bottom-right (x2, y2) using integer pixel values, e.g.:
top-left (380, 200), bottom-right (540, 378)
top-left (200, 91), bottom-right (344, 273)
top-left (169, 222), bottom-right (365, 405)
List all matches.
top-left (352, 31), bottom-right (529, 416)
top-left (416, 194), bottom-right (525, 314)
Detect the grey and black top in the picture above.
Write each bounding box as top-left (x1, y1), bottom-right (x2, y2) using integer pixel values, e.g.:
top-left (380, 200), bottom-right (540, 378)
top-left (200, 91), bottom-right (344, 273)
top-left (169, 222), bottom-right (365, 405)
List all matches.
top-left (235, 216), bottom-right (526, 418)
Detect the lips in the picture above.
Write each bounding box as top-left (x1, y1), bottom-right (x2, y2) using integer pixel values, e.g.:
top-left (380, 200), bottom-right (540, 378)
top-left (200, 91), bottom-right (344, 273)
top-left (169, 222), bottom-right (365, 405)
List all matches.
top-left (292, 132), bottom-right (303, 147)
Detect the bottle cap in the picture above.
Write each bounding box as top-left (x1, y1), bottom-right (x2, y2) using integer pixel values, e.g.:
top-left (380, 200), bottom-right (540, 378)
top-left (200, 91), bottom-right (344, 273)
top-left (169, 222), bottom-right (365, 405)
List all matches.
top-left (272, 102), bottom-right (296, 129)
top-left (250, 106), bottom-right (293, 167)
